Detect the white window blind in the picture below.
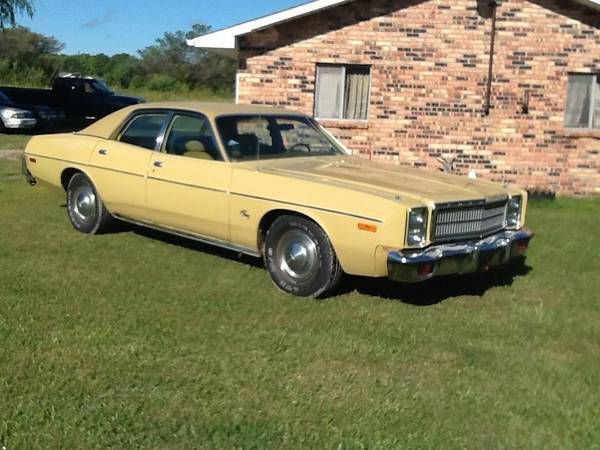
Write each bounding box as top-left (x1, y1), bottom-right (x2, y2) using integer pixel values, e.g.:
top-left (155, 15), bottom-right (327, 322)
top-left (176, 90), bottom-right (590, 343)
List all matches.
top-left (315, 65), bottom-right (371, 120)
top-left (564, 74), bottom-right (600, 130)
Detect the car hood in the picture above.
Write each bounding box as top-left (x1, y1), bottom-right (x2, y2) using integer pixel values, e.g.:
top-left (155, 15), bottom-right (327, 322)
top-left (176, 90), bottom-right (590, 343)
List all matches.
top-left (112, 94), bottom-right (144, 104)
top-left (254, 156), bottom-right (513, 205)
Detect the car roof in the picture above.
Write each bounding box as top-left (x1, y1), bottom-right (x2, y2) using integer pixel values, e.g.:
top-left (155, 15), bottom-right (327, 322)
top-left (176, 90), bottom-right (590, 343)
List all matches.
top-left (80, 102), bottom-right (306, 139)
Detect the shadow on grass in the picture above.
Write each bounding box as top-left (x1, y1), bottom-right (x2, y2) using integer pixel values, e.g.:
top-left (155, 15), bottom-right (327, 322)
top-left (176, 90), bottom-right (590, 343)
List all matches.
top-left (123, 222), bottom-right (264, 269)
top-left (339, 259), bottom-right (532, 306)
top-left (118, 220), bottom-right (533, 305)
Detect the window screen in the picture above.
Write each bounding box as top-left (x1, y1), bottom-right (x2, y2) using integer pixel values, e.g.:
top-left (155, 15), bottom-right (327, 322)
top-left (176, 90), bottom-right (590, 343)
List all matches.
top-left (564, 74), bottom-right (599, 130)
top-left (119, 113), bottom-right (168, 150)
top-left (315, 65), bottom-right (371, 120)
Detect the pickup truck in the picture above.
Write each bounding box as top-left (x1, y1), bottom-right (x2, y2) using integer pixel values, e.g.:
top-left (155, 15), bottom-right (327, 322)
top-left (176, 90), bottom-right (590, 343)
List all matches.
top-left (1, 75), bottom-right (144, 129)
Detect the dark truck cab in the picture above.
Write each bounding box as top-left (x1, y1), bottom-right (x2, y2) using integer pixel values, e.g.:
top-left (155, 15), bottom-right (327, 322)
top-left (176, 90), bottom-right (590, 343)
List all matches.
top-left (1, 75), bottom-right (144, 129)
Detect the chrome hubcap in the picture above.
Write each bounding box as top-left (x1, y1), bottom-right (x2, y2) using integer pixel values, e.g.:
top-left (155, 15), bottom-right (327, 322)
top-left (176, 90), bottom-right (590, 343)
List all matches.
top-left (277, 230), bottom-right (319, 281)
top-left (72, 185), bottom-right (96, 223)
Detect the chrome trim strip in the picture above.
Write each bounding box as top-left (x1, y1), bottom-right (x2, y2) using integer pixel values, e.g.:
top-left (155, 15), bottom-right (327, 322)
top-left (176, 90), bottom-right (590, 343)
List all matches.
top-left (23, 154), bottom-right (145, 180)
top-left (147, 176), bottom-right (228, 193)
top-left (114, 214), bottom-right (261, 258)
top-left (25, 153), bottom-right (81, 166)
top-left (230, 191), bottom-right (384, 223)
top-left (88, 164), bottom-right (145, 178)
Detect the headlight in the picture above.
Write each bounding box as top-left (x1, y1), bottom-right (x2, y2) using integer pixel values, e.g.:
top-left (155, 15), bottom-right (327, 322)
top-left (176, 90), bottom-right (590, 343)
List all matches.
top-left (407, 207), bottom-right (428, 246)
top-left (506, 196), bottom-right (522, 228)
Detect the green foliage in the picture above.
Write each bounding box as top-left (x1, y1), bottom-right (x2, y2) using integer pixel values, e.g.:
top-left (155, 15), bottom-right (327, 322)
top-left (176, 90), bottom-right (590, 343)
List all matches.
top-left (0, 149), bottom-right (600, 448)
top-left (0, 0), bottom-right (34, 28)
top-left (0, 24), bottom-right (235, 96)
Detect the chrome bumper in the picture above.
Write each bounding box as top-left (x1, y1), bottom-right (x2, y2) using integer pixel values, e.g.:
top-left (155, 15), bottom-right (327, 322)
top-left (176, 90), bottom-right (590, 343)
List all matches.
top-left (387, 229), bottom-right (534, 283)
top-left (22, 154), bottom-right (36, 186)
top-left (4, 117), bottom-right (37, 129)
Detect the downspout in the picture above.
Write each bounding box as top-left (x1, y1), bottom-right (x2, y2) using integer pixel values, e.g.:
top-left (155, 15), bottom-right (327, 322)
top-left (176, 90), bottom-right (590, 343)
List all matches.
top-left (484, 0), bottom-right (498, 116)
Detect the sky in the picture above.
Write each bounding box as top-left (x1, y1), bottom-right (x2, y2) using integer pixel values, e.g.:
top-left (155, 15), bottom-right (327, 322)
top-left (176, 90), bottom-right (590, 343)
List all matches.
top-left (17, 0), bottom-right (308, 56)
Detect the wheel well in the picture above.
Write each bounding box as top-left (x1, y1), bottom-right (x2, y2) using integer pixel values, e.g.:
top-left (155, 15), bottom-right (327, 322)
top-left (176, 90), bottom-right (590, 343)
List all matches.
top-left (61, 168), bottom-right (82, 191)
top-left (258, 209), bottom-right (319, 253)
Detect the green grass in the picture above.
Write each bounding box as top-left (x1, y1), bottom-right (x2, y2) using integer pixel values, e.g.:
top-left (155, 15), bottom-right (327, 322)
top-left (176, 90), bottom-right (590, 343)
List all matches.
top-left (0, 155), bottom-right (599, 449)
top-left (0, 133), bottom-right (30, 150)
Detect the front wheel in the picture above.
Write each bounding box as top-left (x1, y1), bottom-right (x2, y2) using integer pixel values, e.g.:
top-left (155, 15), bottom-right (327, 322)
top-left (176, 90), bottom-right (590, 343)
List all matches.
top-left (66, 173), bottom-right (113, 234)
top-left (264, 215), bottom-right (343, 298)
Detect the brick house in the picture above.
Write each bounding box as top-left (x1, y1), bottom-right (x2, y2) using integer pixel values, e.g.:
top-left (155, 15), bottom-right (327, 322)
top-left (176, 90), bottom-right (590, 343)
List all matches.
top-left (188, 0), bottom-right (600, 196)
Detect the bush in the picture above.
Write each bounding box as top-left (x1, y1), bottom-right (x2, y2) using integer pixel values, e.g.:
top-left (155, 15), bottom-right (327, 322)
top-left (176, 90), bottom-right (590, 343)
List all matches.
top-left (143, 74), bottom-right (189, 92)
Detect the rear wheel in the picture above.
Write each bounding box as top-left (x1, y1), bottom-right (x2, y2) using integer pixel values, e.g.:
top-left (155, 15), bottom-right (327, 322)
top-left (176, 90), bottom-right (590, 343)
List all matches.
top-left (66, 173), bottom-right (113, 234)
top-left (264, 215), bottom-right (343, 298)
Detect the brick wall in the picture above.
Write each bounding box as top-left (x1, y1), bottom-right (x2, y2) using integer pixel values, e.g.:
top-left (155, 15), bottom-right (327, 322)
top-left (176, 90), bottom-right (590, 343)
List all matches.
top-left (236, 0), bottom-right (600, 196)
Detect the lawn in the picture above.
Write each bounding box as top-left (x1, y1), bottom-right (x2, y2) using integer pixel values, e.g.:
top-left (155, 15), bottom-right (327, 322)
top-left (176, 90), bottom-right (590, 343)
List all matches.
top-left (0, 141), bottom-right (599, 449)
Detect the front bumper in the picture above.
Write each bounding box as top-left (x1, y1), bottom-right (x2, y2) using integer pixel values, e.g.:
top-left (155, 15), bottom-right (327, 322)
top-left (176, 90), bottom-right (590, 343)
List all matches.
top-left (4, 117), bottom-right (37, 129)
top-left (22, 154), bottom-right (37, 186)
top-left (387, 229), bottom-right (534, 283)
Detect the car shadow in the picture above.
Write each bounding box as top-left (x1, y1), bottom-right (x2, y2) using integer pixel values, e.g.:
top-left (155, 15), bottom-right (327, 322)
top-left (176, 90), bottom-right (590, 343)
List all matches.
top-left (113, 220), bottom-right (532, 305)
top-left (337, 259), bottom-right (532, 306)
top-left (123, 222), bottom-right (264, 269)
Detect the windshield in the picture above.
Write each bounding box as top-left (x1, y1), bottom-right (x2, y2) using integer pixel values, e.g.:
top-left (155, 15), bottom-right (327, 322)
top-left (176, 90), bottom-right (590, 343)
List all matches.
top-left (216, 115), bottom-right (345, 162)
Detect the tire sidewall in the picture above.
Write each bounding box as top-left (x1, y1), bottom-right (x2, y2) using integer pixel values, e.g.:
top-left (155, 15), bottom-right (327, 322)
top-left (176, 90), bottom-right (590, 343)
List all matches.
top-left (66, 173), bottom-right (102, 234)
top-left (265, 216), bottom-right (336, 298)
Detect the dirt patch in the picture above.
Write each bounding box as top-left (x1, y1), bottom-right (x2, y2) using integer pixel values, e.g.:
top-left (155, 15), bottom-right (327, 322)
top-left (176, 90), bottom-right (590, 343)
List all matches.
top-left (0, 149), bottom-right (24, 161)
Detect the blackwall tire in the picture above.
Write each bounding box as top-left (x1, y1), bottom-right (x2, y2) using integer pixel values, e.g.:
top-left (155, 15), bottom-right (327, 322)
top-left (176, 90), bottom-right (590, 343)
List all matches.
top-left (264, 215), bottom-right (343, 298)
top-left (66, 173), bottom-right (113, 234)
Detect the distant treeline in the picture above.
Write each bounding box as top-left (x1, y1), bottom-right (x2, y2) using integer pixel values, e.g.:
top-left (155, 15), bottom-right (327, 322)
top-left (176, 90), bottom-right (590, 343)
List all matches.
top-left (0, 24), bottom-right (236, 95)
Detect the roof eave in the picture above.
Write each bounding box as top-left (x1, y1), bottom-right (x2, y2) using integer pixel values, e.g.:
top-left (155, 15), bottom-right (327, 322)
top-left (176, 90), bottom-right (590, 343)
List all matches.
top-left (186, 0), bottom-right (353, 52)
top-left (187, 0), bottom-right (600, 54)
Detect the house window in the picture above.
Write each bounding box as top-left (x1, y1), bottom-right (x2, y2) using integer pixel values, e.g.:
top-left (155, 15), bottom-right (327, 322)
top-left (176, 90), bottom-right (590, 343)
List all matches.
top-left (564, 74), bottom-right (600, 129)
top-left (315, 64), bottom-right (371, 120)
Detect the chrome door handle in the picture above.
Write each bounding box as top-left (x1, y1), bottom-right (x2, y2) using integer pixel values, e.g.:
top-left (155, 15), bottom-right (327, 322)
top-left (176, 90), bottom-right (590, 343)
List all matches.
top-left (153, 161), bottom-right (164, 168)
top-left (98, 149), bottom-right (108, 155)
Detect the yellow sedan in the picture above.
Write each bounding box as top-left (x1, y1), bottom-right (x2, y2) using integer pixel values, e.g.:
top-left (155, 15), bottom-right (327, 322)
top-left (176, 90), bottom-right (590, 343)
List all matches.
top-left (23, 102), bottom-right (533, 297)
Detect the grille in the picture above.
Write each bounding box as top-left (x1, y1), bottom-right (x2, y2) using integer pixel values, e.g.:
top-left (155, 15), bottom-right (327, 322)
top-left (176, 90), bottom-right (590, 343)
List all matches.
top-left (433, 200), bottom-right (507, 242)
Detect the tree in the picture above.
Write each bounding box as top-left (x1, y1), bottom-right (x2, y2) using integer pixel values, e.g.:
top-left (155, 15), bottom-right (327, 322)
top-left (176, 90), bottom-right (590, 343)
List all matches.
top-left (0, 26), bottom-right (63, 85)
top-left (0, 26), bottom-right (63, 60)
top-left (138, 23), bottom-right (236, 92)
top-left (0, 0), bottom-right (34, 29)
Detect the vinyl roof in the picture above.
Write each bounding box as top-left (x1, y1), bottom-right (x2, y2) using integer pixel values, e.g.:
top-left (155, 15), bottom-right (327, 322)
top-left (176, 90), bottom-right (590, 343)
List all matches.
top-left (80, 102), bottom-right (304, 139)
top-left (187, 0), bottom-right (600, 57)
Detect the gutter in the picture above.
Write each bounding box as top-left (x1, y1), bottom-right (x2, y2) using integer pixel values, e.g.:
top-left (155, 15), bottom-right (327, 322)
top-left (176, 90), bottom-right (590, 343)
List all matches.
top-left (484, 0), bottom-right (498, 116)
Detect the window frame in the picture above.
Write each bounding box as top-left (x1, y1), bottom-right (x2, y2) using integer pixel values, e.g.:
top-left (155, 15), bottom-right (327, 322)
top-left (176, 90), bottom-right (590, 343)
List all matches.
top-left (112, 109), bottom-right (225, 160)
top-left (114, 110), bottom-right (172, 151)
top-left (160, 111), bottom-right (225, 162)
top-left (564, 73), bottom-right (600, 131)
top-left (214, 113), bottom-right (348, 162)
top-left (314, 63), bottom-right (372, 122)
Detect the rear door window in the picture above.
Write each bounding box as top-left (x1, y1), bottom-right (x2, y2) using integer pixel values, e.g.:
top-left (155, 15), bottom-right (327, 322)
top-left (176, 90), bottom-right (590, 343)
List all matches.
top-left (118, 113), bottom-right (169, 150)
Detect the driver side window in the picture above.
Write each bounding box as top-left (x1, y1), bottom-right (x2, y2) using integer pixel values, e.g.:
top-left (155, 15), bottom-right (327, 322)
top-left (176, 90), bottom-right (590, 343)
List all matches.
top-left (163, 115), bottom-right (222, 161)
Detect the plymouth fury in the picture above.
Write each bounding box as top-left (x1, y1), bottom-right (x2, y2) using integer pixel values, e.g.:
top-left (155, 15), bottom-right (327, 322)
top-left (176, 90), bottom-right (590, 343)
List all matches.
top-left (23, 103), bottom-right (533, 298)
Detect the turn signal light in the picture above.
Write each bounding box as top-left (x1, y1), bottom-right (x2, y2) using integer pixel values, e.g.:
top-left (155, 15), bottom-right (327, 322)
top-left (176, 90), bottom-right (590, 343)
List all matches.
top-left (358, 223), bottom-right (378, 233)
top-left (516, 241), bottom-right (529, 252)
top-left (417, 263), bottom-right (434, 277)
